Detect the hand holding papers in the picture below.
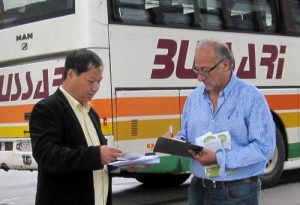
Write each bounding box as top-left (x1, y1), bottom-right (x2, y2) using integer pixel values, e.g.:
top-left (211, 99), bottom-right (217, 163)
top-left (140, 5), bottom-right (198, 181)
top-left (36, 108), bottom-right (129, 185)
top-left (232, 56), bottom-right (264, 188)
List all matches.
top-left (195, 131), bottom-right (233, 177)
top-left (109, 153), bottom-right (160, 168)
top-left (153, 137), bottom-right (203, 158)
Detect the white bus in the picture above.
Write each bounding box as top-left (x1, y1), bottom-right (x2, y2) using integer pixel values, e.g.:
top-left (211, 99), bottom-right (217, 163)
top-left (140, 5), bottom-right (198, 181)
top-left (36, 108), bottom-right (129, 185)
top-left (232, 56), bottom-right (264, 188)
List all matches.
top-left (0, 0), bottom-right (299, 188)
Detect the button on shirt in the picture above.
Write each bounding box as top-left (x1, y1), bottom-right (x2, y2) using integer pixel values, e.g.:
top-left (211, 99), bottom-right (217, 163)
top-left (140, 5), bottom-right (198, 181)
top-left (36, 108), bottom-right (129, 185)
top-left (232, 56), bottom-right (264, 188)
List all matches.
top-left (178, 73), bottom-right (276, 181)
top-left (60, 86), bottom-right (109, 205)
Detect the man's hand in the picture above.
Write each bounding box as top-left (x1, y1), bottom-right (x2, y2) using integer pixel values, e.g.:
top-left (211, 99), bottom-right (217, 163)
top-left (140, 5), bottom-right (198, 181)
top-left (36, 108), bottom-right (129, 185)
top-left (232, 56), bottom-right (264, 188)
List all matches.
top-left (100, 145), bottom-right (124, 165)
top-left (124, 167), bottom-right (139, 172)
top-left (189, 148), bottom-right (217, 166)
top-left (162, 132), bottom-right (174, 138)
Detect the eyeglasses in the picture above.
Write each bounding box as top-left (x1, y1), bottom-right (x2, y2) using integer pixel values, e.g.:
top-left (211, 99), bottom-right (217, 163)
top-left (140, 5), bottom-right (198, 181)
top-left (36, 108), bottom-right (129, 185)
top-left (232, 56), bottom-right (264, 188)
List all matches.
top-left (192, 60), bottom-right (224, 77)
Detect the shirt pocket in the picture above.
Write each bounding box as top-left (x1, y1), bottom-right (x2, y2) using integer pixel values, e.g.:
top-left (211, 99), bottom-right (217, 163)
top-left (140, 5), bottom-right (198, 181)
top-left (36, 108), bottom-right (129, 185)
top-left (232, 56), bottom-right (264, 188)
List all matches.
top-left (226, 115), bottom-right (249, 146)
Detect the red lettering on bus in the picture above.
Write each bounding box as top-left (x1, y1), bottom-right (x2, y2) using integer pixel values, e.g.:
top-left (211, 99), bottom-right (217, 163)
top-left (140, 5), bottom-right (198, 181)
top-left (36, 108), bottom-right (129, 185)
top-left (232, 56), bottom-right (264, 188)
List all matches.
top-left (236, 44), bottom-right (256, 79)
top-left (176, 40), bottom-right (196, 79)
top-left (275, 46), bottom-right (286, 79)
top-left (22, 72), bottom-right (33, 100)
top-left (260, 44), bottom-right (278, 79)
top-left (10, 73), bottom-right (21, 101)
top-left (33, 69), bottom-right (49, 99)
top-left (0, 74), bottom-right (12, 101)
top-left (0, 67), bottom-right (64, 102)
top-left (52, 67), bottom-right (64, 86)
top-left (151, 39), bottom-right (177, 79)
top-left (151, 39), bottom-right (286, 80)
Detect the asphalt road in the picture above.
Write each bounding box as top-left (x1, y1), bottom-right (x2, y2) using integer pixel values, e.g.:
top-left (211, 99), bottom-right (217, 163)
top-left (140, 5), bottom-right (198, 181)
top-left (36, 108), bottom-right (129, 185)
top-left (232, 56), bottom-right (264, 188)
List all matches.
top-left (1, 169), bottom-right (300, 205)
top-left (112, 169), bottom-right (300, 205)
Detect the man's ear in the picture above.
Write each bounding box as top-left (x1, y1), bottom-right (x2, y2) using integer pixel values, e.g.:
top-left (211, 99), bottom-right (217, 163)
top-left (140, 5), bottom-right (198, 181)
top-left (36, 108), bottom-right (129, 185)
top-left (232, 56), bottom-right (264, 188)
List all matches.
top-left (66, 69), bottom-right (75, 79)
top-left (222, 59), bottom-right (231, 70)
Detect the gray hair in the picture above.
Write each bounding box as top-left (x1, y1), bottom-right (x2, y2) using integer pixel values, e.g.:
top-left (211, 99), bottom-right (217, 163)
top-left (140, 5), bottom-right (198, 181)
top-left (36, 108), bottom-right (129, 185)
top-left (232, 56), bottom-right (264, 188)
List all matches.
top-left (196, 38), bottom-right (235, 69)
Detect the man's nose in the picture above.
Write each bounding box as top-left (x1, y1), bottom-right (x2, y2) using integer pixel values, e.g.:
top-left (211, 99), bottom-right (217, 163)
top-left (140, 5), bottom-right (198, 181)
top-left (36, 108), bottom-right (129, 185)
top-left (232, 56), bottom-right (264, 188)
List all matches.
top-left (92, 82), bottom-right (100, 91)
top-left (197, 73), bottom-right (206, 81)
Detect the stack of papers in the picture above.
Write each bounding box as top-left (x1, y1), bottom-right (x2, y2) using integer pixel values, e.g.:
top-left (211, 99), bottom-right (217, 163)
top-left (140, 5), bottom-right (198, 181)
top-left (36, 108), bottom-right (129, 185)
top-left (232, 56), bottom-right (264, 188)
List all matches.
top-left (109, 153), bottom-right (160, 168)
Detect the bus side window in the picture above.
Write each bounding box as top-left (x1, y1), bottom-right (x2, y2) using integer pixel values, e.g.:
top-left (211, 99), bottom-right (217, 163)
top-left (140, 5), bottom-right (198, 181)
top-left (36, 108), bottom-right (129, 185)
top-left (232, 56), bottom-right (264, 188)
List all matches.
top-left (1, 0), bottom-right (74, 29)
top-left (225, 0), bottom-right (276, 33)
top-left (283, 0), bottom-right (300, 35)
top-left (0, 0), bottom-right (4, 24)
top-left (148, 4), bottom-right (191, 27)
top-left (44, 0), bottom-right (68, 13)
top-left (233, 10), bottom-right (267, 32)
top-left (2, 6), bottom-right (24, 26)
top-left (202, 0), bottom-right (279, 33)
top-left (203, 7), bottom-right (225, 30)
top-left (202, 0), bottom-right (238, 31)
top-left (108, 0), bottom-right (280, 34)
top-left (23, 2), bottom-right (45, 18)
top-left (110, 0), bottom-right (153, 25)
top-left (291, 2), bottom-right (300, 34)
top-left (109, 0), bottom-right (197, 28)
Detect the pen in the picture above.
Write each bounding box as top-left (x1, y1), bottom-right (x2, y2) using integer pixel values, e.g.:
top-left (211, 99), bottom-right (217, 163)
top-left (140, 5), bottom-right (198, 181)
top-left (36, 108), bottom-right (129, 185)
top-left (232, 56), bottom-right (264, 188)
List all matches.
top-left (169, 125), bottom-right (173, 138)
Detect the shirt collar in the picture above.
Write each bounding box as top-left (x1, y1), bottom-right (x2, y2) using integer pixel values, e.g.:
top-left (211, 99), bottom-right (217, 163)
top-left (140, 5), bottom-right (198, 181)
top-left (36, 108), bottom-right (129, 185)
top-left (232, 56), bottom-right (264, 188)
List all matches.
top-left (223, 73), bottom-right (238, 98)
top-left (59, 86), bottom-right (91, 112)
top-left (202, 72), bottom-right (238, 99)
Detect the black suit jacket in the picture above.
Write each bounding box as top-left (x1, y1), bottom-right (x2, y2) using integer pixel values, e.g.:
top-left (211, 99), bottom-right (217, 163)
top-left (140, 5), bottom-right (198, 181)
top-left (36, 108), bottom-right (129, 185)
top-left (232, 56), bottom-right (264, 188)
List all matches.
top-left (29, 89), bottom-right (112, 205)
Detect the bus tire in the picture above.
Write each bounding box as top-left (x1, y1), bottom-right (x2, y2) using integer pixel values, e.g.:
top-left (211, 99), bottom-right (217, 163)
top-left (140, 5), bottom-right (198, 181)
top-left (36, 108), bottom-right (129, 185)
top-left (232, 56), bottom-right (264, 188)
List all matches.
top-left (260, 128), bottom-right (285, 189)
top-left (135, 173), bottom-right (190, 188)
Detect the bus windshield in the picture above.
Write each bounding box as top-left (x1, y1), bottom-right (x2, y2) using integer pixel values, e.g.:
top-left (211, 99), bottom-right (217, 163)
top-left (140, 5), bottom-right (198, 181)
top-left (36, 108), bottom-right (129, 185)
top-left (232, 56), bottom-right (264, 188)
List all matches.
top-left (0, 0), bottom-right (75, 29)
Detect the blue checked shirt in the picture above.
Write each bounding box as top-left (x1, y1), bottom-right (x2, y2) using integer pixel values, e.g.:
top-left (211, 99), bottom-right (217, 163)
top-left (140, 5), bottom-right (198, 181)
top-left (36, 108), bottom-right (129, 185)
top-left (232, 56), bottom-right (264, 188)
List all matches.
top-left (178, 73), bottom-right (276, 181)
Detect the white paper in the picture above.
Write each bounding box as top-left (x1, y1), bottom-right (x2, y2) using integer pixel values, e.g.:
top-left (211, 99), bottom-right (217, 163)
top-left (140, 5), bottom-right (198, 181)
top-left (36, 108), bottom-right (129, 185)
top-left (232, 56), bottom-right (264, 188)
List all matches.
top-left (116, 153), bottom-right (145, 161)
top-left (195, 131), bottom-right (231, 151)
top-left (195, 131), bottom-right (232, 177)
top-left (109, 154), bottom-right (160, 168)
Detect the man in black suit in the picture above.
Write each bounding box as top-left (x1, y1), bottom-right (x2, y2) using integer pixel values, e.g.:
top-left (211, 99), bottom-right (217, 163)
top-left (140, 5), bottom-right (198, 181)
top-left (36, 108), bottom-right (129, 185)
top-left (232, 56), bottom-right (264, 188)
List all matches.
top-left (29, 49), bottom-right (124, 205)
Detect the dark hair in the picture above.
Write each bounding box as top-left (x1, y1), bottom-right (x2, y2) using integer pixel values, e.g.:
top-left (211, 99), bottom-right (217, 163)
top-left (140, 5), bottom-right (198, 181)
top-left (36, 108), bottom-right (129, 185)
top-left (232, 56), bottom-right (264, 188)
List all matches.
top-left (63, 49), bottom-right (103, 79)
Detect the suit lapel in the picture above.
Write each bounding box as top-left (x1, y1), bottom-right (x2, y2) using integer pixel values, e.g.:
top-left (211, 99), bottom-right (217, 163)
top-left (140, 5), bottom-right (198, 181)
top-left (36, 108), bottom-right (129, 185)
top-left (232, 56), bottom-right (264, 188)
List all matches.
top-left (55, 89), bottom-right (88, 146)
top-left (55, 88), bottom-right (106, 146)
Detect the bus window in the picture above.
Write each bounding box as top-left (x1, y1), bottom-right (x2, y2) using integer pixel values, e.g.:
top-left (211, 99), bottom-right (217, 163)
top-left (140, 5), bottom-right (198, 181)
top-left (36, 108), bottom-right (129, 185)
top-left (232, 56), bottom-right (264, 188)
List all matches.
top-left (149, 4), bottom-right (192, 27)
top-left (110, 0), bottom-right (153, 25)
top-left (0, 0), bottom-right (75, 29)
top-left (202, 0), bottom-right (278, 33)
top-left (109, 0), bottom-right (197, 28)
top-left (288, 0), bottom-right (300, 34)
top-left (109, 0), bottom-right (279, 33)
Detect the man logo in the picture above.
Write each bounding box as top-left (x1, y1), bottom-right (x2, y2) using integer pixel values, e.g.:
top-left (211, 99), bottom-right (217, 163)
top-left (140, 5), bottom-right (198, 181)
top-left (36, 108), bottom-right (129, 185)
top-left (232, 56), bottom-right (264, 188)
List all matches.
top-left (22, 43), bottom-right (28, 50)
top-left (16, 33), bottom-right (33, 41)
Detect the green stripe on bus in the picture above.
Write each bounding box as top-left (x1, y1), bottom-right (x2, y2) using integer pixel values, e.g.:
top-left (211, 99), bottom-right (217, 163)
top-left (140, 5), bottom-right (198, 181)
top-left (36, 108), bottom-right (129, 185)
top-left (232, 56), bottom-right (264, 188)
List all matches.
top-left (288, 143), bottom-right (300, 158)
top-left (139, 155), bottom-right (191, 173)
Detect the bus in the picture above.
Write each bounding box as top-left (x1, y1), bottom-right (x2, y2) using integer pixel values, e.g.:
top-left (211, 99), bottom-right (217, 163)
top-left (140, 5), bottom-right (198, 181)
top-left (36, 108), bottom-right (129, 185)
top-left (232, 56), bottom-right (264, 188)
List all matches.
top-left (0, 0), bottom-right (299, 188)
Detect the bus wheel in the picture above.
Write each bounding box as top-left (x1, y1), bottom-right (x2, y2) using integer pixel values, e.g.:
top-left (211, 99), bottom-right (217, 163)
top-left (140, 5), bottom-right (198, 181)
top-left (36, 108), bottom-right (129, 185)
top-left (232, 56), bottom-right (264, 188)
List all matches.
top-left (135, 173), bottom-right (190, 188)
top-left (260, 128), bottom-right (285, 189)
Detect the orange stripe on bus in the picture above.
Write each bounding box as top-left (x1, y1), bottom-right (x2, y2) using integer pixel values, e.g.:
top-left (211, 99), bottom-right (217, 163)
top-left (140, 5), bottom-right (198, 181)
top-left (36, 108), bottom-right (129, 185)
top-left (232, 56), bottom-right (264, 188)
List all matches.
top-left (0, 104), bottom-right (33, 123)
top-left (115, 97), bottom-right (179, 117)
top-left (0, 94), bottom-right (299, 122)
top-left (0, 99), bottom-right (113, 123)
top-left (265, 94), bottom-right (299, 110)
top-left (90, 99), bottom-right (112, 118)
